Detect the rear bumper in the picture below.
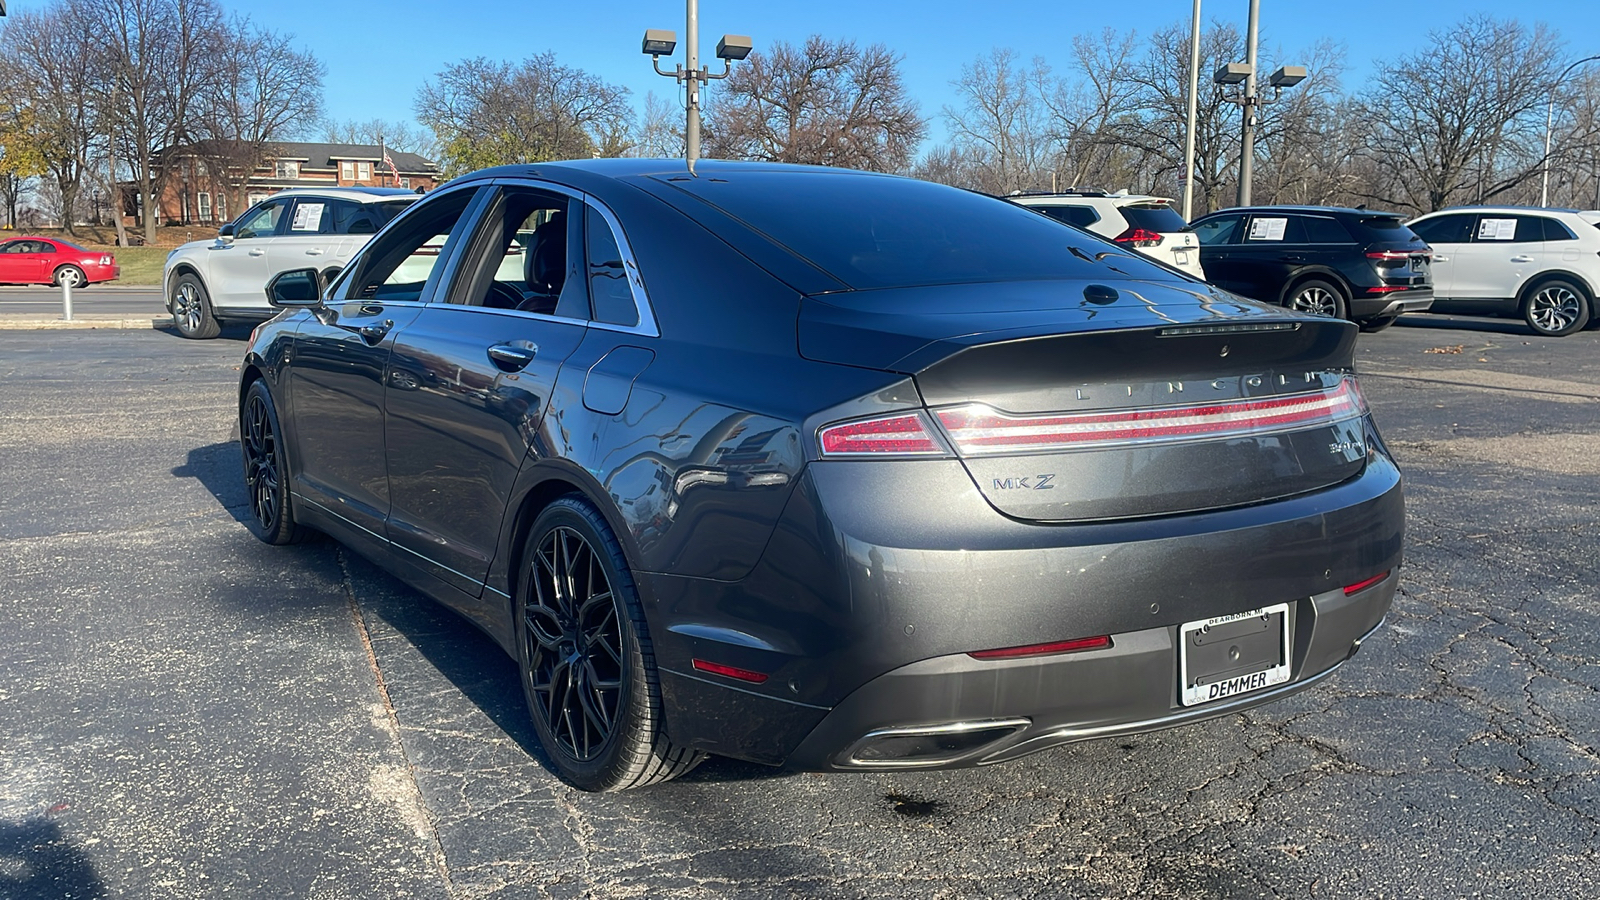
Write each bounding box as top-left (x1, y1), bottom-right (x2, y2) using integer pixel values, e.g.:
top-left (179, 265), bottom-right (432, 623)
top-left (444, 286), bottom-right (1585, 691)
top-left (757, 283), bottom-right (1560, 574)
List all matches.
top-left (1350, 288), bottom-right (1432, 319)
top-left (786, 578), bottom-right (1393, 770)
top-left (647, 428), bottom-right (1405, 768)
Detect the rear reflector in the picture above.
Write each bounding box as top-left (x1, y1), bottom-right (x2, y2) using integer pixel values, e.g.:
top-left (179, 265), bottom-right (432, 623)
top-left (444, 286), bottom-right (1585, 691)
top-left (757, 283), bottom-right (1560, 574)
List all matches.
top-left (937, 378), bottom-right (1365, 456)
top-left (692, 659), bottom-right (769, 684)
top-left (1342, 571), bottom-right (1390, 595)
top-left (819, 412), bottom-right (945, 456)
top-left (969, 635), bottom-right (1112, 660)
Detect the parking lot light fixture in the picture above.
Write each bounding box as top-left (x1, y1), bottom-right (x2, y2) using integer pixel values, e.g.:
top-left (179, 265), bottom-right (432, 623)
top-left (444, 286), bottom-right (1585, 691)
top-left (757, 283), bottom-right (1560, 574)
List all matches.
top-left (641, 29), bottom-right (677, 57)
top-left (643, 1), bottom-right (750, 173)
top-left (1269, 66), bottom-right (1307, 89)
top-left (1213, 63), bottom-right (1252, 86)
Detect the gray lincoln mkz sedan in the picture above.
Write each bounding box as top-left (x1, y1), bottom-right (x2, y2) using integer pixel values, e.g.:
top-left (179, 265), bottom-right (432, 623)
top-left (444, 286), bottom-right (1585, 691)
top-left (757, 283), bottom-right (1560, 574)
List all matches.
top-left (238, 160), bottom-right (1403, 791)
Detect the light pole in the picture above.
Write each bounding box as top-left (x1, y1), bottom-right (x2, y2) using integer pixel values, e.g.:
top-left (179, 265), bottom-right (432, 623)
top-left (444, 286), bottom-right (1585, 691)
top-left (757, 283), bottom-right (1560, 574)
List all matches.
top-left (642, 1), bottom-right (751, 173)
top-left (1212, 1), bottom-right (1305, 206)
top-left (1540, 54), bottom-right (1600, 208)
top-left (1181, 0), bottom-right (1202, 220)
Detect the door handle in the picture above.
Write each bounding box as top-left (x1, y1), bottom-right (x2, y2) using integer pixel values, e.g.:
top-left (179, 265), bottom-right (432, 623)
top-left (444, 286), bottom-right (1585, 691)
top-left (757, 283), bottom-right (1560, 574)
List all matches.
top-left (1510, 255), bottom-right (1534, 263)
top-left (305, 248), bottom-right (324, 256)
top-left (487, 342), bottom-right (538, 372)
top-left (359, 319), bottom-right (394, 344)
top-left (1279, 254), bottom-right (1306, 263)
top-left (249, 248), bottom-right (266, 257)
top-left (1433, 255), bottom-right (1449, 262)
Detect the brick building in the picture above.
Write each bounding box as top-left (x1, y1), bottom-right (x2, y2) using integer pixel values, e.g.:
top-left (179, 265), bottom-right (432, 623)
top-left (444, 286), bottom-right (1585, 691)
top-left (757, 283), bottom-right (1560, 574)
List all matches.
top-left (135, 141), bottom-right (441, 227)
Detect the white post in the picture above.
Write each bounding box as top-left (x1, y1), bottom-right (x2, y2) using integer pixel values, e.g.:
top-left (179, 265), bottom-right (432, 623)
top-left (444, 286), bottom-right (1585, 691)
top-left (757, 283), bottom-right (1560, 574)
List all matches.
top-left (61, 277), bottom-right (74, 322)
top-left (685, 0), bottom-right (701, 170)
top-left (1182, 0), bottom-right (1202, 221)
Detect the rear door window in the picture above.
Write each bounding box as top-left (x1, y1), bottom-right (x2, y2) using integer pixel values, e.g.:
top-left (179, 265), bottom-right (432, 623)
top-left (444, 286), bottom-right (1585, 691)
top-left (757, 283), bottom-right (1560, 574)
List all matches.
top-left (1302, 216), bottom-right (1353, 243)
top-left (1473, 216), bottom-right (1520, 242)
top-left (1245, 216), bottom-right (1304, 242)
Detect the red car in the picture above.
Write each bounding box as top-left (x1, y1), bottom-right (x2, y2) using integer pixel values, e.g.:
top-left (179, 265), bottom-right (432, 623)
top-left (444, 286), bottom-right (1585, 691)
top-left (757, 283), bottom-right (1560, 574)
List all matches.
top-left (0, 236), bottom-right (120, 287)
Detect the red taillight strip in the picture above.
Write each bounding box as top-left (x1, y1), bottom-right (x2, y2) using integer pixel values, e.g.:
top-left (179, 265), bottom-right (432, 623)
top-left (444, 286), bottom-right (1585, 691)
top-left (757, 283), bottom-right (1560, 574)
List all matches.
top-left (1342, 571), bottom-right (1391, 595)
top-left (818, 412), bottom-right (945, 456)
top-left (692, 659), bottom-right (769, 684)
top-left (937, 379), bottom-right (1363, 455)
top-left (969, 635), bottom-right (1112, 660)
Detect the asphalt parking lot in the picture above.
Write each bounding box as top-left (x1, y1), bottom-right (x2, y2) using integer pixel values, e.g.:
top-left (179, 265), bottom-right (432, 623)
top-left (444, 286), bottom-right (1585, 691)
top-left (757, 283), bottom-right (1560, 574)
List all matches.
top-left (2, 317), bottom-right (1597, 899)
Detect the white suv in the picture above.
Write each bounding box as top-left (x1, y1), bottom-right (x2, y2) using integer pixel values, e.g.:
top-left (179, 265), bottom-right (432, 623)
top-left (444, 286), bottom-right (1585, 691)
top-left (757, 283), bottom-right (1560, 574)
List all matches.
top-left (1407, 206), bottom-right (1600, 336)
top-left (1009, 191), bottom-right (1205, 279)
top-left (163, 187), bottom-right (418, 338)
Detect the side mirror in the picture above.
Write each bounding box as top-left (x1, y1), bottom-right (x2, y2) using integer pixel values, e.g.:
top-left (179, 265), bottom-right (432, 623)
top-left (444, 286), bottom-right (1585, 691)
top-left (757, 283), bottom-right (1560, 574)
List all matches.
top-left (217, 223), bottom-right (235, 244)
top-left (265, 267), bottom-right (324, 308)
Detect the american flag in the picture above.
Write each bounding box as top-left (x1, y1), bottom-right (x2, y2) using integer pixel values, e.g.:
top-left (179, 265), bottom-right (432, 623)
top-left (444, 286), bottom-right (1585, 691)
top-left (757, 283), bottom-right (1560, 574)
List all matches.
top-left (383, 149), bottom-right (400, 185)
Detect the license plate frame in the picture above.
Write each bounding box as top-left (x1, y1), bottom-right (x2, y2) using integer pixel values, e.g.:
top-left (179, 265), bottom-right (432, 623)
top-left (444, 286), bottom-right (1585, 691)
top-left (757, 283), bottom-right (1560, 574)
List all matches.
top-left (1178, 603), bottom-right (1291, 707)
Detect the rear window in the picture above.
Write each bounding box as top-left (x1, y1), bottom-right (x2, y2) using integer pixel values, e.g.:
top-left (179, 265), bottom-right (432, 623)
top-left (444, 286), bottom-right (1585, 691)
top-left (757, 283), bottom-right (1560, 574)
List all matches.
top-left (1119, 204), bottom-right (1188, 233)
top-left (661, 173), bottom-right (1176, 290)
top-left (55, 239), bottom-right (90, 252)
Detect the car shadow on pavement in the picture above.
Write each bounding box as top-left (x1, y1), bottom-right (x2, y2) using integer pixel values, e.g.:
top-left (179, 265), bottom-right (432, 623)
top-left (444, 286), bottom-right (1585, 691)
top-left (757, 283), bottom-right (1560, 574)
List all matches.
top-left (343, 550), bottom-right (799, 787)
top-left (0, 818), bottom-right (107, 899)
top-left (1394, 315), bottom-right (1539, 336)
top-left (172, 441), bottom-right (252, 528)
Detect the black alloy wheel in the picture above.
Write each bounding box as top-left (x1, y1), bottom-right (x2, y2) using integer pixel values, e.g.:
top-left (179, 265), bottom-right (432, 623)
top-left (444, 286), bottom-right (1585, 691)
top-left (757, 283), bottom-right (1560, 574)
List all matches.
top-left (240, 380), bottom-right (307, 545)
top-left (1522, 279), bottom-right (1591, 337)
top-left (516, 497), bottom-right (703, 791)
top-left (171, 273), bottom-right (221, 339)
top-left (1287, 279), bottom-right (1348, 319)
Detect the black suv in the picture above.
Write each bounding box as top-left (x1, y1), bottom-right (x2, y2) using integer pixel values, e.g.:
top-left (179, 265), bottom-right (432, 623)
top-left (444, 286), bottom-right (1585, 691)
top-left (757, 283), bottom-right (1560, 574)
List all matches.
top-left (1188, 206), bottom-right (1434, 331)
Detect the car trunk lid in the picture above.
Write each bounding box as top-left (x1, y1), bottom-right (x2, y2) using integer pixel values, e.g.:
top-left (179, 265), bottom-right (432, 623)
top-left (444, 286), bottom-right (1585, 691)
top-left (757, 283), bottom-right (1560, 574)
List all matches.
top-left (803, 280), bottom-right (1369, 522)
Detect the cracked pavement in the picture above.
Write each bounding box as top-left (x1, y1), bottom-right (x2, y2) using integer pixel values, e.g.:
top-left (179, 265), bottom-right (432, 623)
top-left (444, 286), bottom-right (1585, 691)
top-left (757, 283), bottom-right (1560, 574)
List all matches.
top-left (1, 317), bottom-right (1596, 898)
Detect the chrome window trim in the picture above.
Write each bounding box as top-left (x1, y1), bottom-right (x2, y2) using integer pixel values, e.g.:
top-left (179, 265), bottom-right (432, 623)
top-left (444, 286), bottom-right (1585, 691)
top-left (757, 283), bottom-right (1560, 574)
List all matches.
top-left (483, 176), bottom-right (661, 338)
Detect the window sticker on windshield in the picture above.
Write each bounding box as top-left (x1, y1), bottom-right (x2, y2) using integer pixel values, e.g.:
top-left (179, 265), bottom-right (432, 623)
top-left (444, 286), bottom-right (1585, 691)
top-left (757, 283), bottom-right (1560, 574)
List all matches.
top-left (291, 203), bottom-right (325, 232)
top-left (1478, 218), bottom-right (1517, 241)
top-left (1248, 217), bottom-right (1288, 241)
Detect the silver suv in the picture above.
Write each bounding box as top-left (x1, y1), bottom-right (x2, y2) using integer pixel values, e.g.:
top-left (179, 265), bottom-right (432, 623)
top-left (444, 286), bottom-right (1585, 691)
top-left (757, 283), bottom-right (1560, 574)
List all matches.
top-left (1010, 191), bottom-right (1205, 279)
top-left (163, 187), bottom-right (417, 338)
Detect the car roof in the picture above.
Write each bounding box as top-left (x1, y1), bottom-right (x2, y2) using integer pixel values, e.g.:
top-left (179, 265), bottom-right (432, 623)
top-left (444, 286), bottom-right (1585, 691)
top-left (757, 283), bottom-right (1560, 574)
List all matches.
top-left (1420, 205), bottom-right (1588, 217)
top-left (265, 186), bottom-right (419, 202)
top-left (1011, 193), bottom-right (1176, 206)
top-left (1197, 205), bottom-right (1401, 219)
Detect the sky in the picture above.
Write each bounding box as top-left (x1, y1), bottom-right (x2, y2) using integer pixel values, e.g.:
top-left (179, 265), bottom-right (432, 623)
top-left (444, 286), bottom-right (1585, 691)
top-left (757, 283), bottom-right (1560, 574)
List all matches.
top-left (8, 0), bottom-right (1600, 150)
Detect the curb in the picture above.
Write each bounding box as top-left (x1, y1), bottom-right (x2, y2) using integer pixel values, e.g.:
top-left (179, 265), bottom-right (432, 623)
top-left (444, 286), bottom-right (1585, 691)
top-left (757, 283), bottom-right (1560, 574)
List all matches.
top-left (0, 315), bottom-right (172, 330)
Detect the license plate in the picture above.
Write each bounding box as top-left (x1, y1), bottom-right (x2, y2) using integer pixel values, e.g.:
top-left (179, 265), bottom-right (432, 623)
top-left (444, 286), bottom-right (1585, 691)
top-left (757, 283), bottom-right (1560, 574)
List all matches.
top-left (1178, 603), bottom-right (1291, 707)
top-left (1173, 250), bottom-right (1190, 264)
top-left (1410, 257), bottom-right (1425, 272)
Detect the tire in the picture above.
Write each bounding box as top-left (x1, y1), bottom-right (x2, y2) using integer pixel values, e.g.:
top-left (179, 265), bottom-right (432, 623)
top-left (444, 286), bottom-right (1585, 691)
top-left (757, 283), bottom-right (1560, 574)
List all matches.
top-left (239, 380), bottom-right (309, 545)
top-left (53, 265), bottom-right (86, 288)
top-left (171, 273), bottom-right (221, 339)
top-left (516, 496), bottom-right (704, 791)
top-left (1285, 278), bottom-right (1348, 319)
top-left (1521, 278), bottom-right (1591, 337)
top-left (1358, 315), bottom-right (1399, 333)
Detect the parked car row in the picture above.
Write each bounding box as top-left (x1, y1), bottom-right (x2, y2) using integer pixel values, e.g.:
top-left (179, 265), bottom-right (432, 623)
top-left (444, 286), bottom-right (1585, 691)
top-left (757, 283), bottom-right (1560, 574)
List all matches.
top-left (1005, 191), bottom-right (1600, 338)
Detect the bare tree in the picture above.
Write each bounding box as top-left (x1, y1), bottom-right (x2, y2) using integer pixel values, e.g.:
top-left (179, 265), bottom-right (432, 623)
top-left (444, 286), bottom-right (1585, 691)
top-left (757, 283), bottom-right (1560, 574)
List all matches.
top-left (704, 36), bottom-right (926, 172)
top-left (194, 18), bottom-right (324, 217)
top-left (0, 4), bottom-right (100, 234)
top-left (1357, 16), bottom-right (1566, 213)
top-left (320, 117), bottom-right (437, 159)
top-left (630, 91), bottom-right (683, 159)
top-left (83, 0), bottom-right (228, 243)
top-left (939, 49), bottom-right (1057, 193)
top-left (415, 53), bottom-right (633, 176)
